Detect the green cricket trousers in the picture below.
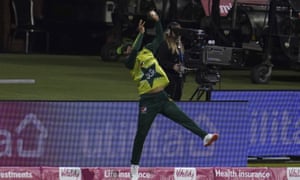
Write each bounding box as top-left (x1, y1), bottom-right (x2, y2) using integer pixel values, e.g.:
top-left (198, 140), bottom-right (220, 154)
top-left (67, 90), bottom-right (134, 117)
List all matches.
top-left (131, 90), bottom-right (208, 165)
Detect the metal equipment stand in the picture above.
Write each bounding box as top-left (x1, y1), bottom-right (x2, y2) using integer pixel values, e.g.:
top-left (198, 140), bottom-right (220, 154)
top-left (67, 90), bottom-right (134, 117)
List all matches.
top-left (189, 83), bottom-right (214, 101)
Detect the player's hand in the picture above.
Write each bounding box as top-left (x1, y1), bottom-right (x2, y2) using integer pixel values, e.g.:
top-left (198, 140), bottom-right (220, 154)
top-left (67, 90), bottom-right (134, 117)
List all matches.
top-left (148, 10), bottom-right (159, 22)
top-left (138, 19), bottom-right (145, 34)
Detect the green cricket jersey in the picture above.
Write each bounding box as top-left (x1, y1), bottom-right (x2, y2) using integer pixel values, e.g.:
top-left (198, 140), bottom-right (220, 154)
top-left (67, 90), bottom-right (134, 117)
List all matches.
top-left (125, 21), bottom-right (169, 95)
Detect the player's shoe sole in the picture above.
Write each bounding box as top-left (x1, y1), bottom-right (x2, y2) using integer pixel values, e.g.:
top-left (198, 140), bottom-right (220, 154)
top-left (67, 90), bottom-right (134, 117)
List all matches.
top-left (204, 133), bottom-right (219, 147)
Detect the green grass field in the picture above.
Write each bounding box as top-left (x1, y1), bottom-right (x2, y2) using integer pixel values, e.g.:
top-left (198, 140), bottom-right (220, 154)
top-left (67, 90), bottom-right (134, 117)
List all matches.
top-left (0, 53), bottom-right (299, 100)
top-left (1, 53), bottom-right (300, 167)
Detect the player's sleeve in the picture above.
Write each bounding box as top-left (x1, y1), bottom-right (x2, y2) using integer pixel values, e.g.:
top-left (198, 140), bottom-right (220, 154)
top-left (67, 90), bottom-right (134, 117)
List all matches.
top-left (145, 21), bottom-right (163, 53)
top-left (124, 33), bottom-right (144, 69)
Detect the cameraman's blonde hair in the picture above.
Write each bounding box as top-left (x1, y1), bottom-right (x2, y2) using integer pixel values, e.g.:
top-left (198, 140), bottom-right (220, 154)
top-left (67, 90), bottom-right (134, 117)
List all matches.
top-left (164, 31), bottom-right (184, 55)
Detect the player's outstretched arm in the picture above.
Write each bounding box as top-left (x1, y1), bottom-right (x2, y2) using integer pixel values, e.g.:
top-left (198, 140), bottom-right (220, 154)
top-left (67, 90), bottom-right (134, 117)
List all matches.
top-left (146, 10), bottom-right (163, 53)
top-left (124, 19), bottom-right (145, 69)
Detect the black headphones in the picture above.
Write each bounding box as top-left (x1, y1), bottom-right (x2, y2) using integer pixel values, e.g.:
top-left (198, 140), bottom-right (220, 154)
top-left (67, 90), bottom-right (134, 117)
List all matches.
top-left (166, 21), bottom-right (181, 37)
top-left (168, 21), bottom-right (180, 29)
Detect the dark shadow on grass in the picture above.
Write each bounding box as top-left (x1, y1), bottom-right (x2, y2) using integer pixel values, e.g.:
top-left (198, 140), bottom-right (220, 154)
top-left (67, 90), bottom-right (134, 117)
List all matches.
top-left (271, 75), bottom-right (300, 82)
top-left (0, 54), bottom-right (113, 68)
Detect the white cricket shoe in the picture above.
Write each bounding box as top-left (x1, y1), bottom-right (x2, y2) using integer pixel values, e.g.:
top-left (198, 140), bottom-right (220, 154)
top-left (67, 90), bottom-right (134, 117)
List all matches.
top-left (203, 133), bottom-right (219, 147)
top-left (130, 164), bottom-right (139, 180)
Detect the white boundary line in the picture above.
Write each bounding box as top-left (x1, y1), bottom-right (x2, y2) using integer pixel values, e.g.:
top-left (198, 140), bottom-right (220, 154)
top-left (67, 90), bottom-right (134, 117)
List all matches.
top-left (0, 79), bottom-right (36, 84)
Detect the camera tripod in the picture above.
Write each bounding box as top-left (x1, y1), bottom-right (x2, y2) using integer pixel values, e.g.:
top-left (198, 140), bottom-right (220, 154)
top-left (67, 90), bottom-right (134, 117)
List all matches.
top-left (189, 82), bottom-right (215, 101)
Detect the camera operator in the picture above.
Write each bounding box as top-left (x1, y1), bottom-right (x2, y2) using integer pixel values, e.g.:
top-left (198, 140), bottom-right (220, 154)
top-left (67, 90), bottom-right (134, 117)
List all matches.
top-left (157, 21), bottom-right (186, 101)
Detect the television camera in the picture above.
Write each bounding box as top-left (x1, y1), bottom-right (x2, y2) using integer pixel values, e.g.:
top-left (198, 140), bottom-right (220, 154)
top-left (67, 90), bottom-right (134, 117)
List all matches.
top-left (172, 27), bottom-right (245, 100)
